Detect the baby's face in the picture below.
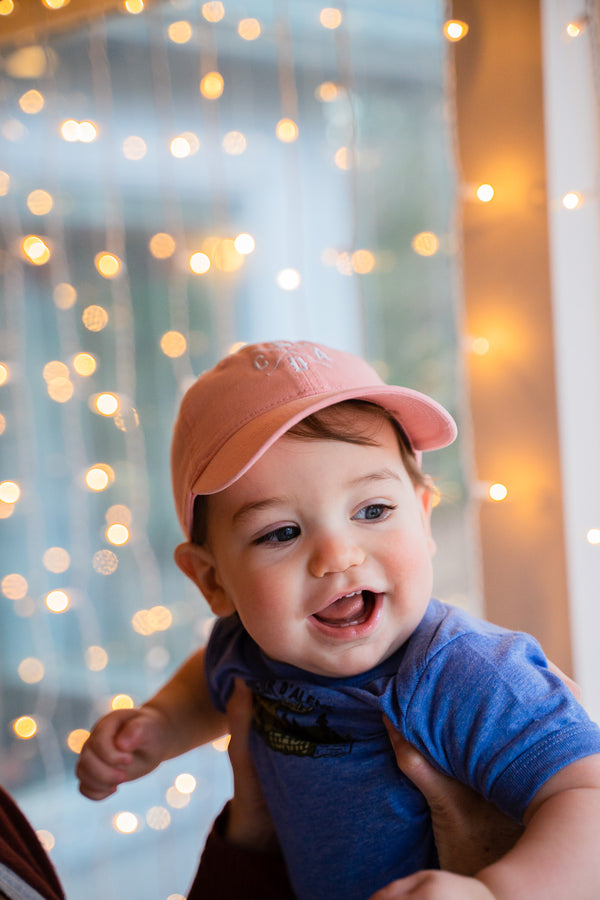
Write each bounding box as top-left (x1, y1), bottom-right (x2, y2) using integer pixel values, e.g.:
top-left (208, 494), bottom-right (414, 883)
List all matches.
top-left (204, 417), bottom-right (436, 678)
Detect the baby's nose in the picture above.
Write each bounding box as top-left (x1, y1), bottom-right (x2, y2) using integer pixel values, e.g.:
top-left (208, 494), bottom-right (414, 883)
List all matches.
top-left (308, 534), bottom-right (365, 578)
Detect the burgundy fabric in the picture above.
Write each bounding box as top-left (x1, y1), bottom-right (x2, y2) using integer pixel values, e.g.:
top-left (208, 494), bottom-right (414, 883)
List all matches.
top-left (0, 787), bottom-right (65, 900)
top-left (188, 804), bottom-right (296, 900)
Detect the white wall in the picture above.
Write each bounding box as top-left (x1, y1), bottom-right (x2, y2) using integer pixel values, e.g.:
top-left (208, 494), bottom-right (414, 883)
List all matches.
top-left (541, 0), bottom-right (600, 722)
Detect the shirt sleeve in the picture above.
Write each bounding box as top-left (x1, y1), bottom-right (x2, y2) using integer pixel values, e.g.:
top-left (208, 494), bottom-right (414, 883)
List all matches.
top-left (400, 627), bottom-right (600, 821)
top-left (205, 615), bottom-right (259, 713)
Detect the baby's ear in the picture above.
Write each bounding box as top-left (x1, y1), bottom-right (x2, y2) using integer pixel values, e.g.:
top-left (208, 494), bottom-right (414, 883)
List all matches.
top-left (173, 542), bottom-right (236, 617)
top-left (417, 477), bottom-right (437, 558)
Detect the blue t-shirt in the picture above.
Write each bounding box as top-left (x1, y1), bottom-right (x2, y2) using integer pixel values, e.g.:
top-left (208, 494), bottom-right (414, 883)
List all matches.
top-left (206, 599), bottom-right (600, 900)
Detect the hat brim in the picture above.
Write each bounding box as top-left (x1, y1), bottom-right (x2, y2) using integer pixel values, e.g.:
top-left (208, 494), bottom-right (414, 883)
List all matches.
top-left (191, 384), bottom-right (457, 498)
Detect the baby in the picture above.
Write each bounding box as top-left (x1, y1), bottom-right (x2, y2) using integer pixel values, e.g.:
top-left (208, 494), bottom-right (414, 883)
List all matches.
top-left (77, 340), bottom-right (600, 900)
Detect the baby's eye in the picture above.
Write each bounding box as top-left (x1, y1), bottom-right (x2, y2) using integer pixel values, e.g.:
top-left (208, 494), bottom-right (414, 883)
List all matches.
top-left (255, 524), bottom-right (300, 544)
top-left (353, 503), bottom-right (395, 522)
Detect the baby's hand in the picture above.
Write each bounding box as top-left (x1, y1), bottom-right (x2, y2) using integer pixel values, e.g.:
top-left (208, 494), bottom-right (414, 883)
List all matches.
top-left (76, 705), bottom-right (172, 800)
top-left (368, 871), bottom-right (495, 900)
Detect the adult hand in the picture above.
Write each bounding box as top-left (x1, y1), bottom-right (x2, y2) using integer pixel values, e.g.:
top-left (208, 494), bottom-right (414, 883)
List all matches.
top-left (384, 721), bottom-right (523, 876)
top-left (382, 658), bottom-right (579, 877)
top-left (224, 679), bottom-right (280, 853)
top-left (369, 869), bottom-right (495, 900)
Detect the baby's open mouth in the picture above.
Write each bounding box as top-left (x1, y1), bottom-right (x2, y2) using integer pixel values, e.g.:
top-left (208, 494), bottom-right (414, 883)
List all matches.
top-left (313, 590), bottom-right (376, 628)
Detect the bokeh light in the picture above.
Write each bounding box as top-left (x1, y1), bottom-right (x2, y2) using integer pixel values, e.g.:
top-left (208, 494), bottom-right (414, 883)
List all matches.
top-left (95, 252), bottom-right (122, 278)
top-left (320, 7), bottom-right (342, 29)
top-left (276, 118), bottom-right (298, 143)
top-left (149, 232), bottom-right (176, 259)
top-left (238, 18), bottom-right (261, 40)
top-left (45, 589), bottom-right (70, 613)
top-left (168, 21), bottom-right (193, 43)
top-left (160, 331), bottom-right (187, 358)
top-left (13, 716), bottom-right (37, 740)
top-left (200, 71), bottom-right (224, 99)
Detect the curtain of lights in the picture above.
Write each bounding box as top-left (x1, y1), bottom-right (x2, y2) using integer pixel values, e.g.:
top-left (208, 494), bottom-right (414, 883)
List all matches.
top-left (0, 2), bottom-right (468, 897)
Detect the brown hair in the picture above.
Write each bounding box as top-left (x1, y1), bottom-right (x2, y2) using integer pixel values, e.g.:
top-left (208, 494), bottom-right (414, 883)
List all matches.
top-left (190, 400), bottom-right (427, 545)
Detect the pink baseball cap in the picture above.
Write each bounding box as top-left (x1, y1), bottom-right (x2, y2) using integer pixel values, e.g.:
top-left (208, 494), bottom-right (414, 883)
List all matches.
top-left (171, 340), bottom-right (457, 536)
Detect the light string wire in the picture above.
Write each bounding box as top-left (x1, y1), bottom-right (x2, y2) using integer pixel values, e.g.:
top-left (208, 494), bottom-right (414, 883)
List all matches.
top-left (0, 83), bottom-right (66, 784)
top-left (39, 22), bottom-right (110, 708)
top-left (144, 2), bottom-right (195, 388)
top-left (443, 0), bottom-right (485, 614)
top-left (331, 0), bottom-right (367, 356)
top-left (273, 0), bottom-right (310, 338)
top-left (87, 13), bottom-right (165, 664)
top-left (196, 4), bottom-right (238, 354)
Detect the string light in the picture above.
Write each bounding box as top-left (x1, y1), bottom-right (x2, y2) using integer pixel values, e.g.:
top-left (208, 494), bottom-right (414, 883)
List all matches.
top-left (1, 573), bottom-right (28, 600)
top-left (0, 481), bottom-right (20, 504)
top-left (36, 832), bottom-right (55, 853)
top-left (411, 231), bottom-right (439, 256)
top-left (566, 20), bottom-right (586, 38)
top-left (82, 305), bottom-right (108, 331)
top-left (27, 190), bottom-right (53, 215)
top-left (0, 171), bottom-right (9, 195)
top-left (276, 118), bottom-right (299, 142)
top-left (562, 191), bottom-right (582, 209)
top-left (0, 0), bottom-right (14, 15)
top-left (352, 249), bottom-right (375, 274)
top-left (85, 646), bottom-right (108, 671)
top-left (94, 393), bottom-right (120, 416)
top-left (470, 336), bottom-right (491, 356)
top-left (234, 233), bottom-right (255, 254)
top-left (222, 131), bottom-right (247, 154)
top-left (146, 807), bottom-right (171, 830)
top-left (476, 183), bottom-right (495, 202)
top-left (113, 812), bottom-right (138, 834)
top-left (42, 547), bottom-right (71, 572)
top-left (238, 18), bottom-right (261, 40)
top-left (19, 90), bottom-right (45, 114)
top-left (53, 282), bottom-right (77, 309)
top-left (200, 71), bottom-right (224, 99)
top-left (160, 331), bottom-right (187, 357)
top-left (84, 464), bottom-right (115, 491)
top-left (586, 529), bottom-right (600, 545)
top-left (174, 773), bottom-right (196, 793)
top-left (443, 20), bottom-right (469, 41)
top-left (22, 235), bottom-right (51, 265)
top-left (18, 658), bottom-right (45, 684)
top-left (42, 0), bottom-right (70, 8)
top-left (0, 363), bottom-right (9, 385)
top-left (124, 0), bottom-right (144, 13)
top-left (13, 716), bottom-right (37, 740)
top-left (189, 251), bottom-right (211, 274)
top-left (111, 694), bottom-right (134, 710)
top-left (67, 729), bottom-right (89, 753)
top-left (94, 252), bottom-right (122, 278)
top-left (60, 120), bottom-right (98, 143)
top-left (315, 81), bottom-right (339, 102)
top-left (72, 353), bottom-right (97, 376)
top-left (320, 8), bottom-right (342, 29)
top-left (149, 232), bottom-right (176, 258)
top-left (488, 483), bottom-right (508, 502)
top-left (334, 147), bottom-right (352, 169)
top-left (202, 1), bottom-right (224, 23)
top-left (45, 590), bottom-right (70, 613)
top-left (276, 268), bottom-right (301, 290)
top-left (168, 21), bottom-right (193, 44)
top-left (106, 523), bottom-right (130, 545)
top-left (122, 135), bottom-right (147, 160)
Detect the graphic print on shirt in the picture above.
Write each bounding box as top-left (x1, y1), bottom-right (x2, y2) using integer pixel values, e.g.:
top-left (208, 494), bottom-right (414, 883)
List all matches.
top-left (251, 681), bottom-right (354, 758)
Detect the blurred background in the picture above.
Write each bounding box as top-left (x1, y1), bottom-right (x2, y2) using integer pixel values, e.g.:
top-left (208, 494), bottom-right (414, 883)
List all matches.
top-left (0, 0), bottom-right (598, 897)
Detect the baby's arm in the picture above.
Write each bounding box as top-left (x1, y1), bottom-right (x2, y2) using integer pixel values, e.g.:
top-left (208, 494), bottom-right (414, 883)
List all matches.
top-left (369, 753), bottom-right (600, 899)
top-left (77, 648), bottom-right (228, 800)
